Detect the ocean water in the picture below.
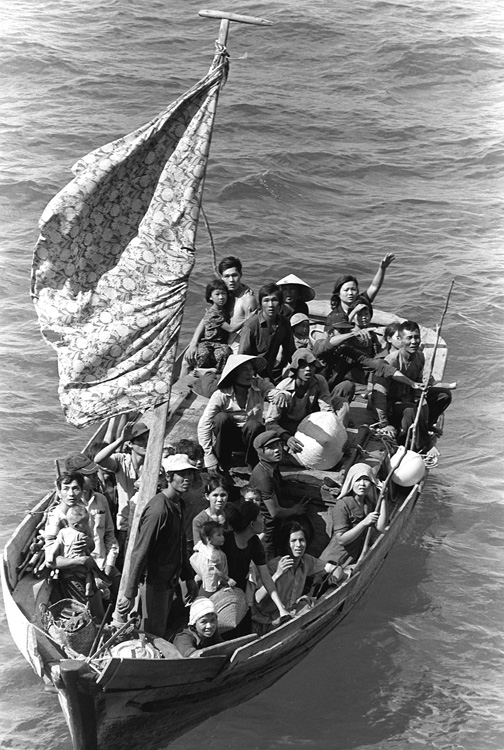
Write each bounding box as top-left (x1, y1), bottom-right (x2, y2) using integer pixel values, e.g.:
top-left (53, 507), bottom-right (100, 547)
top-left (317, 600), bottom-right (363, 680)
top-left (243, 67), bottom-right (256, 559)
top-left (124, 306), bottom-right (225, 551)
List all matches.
top-left (1, 0), bottom-right (503, 748)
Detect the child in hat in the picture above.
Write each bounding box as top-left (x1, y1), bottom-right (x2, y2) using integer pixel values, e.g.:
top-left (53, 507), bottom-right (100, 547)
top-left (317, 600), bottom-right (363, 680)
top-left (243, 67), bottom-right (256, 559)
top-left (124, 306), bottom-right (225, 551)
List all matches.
top-left (290, 313), bottom-right (313, 351)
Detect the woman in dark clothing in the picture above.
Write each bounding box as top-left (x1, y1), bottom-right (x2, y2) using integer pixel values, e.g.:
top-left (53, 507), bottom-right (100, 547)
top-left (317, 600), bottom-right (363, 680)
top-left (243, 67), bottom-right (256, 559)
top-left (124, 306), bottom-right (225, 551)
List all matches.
top-left (221, 501), bottom-right (290, 636)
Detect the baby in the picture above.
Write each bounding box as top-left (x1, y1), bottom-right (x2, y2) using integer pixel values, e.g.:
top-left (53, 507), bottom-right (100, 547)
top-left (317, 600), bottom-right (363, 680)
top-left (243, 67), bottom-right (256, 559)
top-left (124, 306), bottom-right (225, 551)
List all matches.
top-left (240, 485), bottom-right (261, 506)
top-left (50, 506), bottom-right (110, 598)
top-left (190, 520), bottom-right (236, 596)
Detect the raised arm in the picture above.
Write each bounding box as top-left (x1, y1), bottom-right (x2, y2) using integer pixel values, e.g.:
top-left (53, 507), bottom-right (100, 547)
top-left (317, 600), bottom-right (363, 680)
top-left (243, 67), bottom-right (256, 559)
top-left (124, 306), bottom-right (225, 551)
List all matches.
top-left (366, 254), bottom-right (395, 302)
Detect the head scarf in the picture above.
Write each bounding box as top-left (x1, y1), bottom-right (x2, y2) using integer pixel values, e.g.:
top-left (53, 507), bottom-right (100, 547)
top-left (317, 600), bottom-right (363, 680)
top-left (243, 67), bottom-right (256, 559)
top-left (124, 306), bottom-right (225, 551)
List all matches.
top-left (338, 462), bottom-right (378, 500)
top-left (189, 597), bottom-right (216, 625)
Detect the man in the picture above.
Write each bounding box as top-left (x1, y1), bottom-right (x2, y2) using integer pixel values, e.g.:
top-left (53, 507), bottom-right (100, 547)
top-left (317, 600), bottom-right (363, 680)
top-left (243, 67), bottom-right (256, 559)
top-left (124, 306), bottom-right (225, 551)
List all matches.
top-left (218, 256), bottom-right (258, 352)
top-left (63, 453), bottom-right (120, 607)
top-left (313, 322), bottom-right (423, 408)
top-left (371, 320), bottom-right (452, 450)
top-left (266, 348), bottom-right (336, 458)
top-left (197, 354), bottom-right (277, 472)
top-left (94, 420), bottom-right (150, 559)
top-left (250, 431), bottom-right (308, 558)
top-left (239, 283), bottom-right (296, 382)
top-left (44, 472), bottom-right (105, 615)
top-left (116, 454), bottom-right (198, 637)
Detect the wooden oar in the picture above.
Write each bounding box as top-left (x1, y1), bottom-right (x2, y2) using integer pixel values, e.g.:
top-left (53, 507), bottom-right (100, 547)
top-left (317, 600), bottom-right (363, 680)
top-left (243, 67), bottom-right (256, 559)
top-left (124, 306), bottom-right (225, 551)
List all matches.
top-left (405, 280), bottom-right (455, 452)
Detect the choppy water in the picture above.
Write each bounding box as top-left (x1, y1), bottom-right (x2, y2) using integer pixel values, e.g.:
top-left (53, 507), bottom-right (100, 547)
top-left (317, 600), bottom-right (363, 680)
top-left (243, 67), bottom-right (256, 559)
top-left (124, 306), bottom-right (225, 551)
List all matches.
top-left (1, 0), bottom-right (504, 748)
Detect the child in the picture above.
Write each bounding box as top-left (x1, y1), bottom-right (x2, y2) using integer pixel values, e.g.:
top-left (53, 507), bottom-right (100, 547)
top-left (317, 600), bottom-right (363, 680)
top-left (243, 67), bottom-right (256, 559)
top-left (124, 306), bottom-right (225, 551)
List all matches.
top-left (173, 598), bottom-right (223, 656)
top-left (183, 279), bottom-right (244, 375)
top-left (240, 485), bottom-right (261, 506)
top-left (190, 520), bottom-right (236, 595)
top-left (49, 506), bottom-right (111, 606)
top-left (290, 313), bottom-right (313, 351)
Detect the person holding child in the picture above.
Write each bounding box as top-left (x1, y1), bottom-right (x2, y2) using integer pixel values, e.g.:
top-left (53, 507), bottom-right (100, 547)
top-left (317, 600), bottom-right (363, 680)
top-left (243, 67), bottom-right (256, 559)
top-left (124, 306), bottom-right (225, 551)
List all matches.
top-left (190, 520), bottom-right (236, 596)
top-left (182, 279), bottom-right (244, 375)
top-left (48, 505), bottom-right (110, 618)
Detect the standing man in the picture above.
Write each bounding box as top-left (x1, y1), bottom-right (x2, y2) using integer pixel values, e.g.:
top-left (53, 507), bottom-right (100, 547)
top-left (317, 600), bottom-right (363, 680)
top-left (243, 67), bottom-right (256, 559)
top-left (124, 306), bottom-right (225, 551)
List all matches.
top-left (218, 256), bottom-right (258, 353)
top-left (116, 455), bottom-right (199, 637)
top-left (94, 420), bottom-right (150, 563)
top-left (239, 283), bottom-right (296, 382)
top-left (63, 453), bottom-right (120, 608)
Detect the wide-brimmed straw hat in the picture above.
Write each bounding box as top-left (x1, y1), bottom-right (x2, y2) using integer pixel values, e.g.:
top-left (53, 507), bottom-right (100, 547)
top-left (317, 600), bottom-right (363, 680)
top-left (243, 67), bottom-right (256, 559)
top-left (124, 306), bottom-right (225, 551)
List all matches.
top-left (276, 274), bottom-right (315, 302)
top-left (217, 354), bottom-right (266, 388)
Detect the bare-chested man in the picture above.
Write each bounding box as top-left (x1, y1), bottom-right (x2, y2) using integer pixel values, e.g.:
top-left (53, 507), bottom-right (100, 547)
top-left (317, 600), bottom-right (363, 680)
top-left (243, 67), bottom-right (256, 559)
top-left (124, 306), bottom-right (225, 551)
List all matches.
top-left (218, 256), bottom-right (257, 353)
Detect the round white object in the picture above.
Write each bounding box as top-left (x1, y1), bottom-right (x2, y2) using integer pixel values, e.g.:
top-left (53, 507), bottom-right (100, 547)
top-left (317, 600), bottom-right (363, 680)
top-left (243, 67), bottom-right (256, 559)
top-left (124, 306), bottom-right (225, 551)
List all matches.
top-left (294, 412), bottom-right (347, 470)
top-left (390, 446), bottom-right (426, 487)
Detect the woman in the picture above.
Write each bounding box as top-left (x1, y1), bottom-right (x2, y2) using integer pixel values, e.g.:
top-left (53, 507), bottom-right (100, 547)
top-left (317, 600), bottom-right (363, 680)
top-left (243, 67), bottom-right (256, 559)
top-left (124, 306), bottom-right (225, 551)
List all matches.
top-left (221, 500), bottom-right (291, 637)
top-left (327, 254), bottom-right (395, 330)
top-left (192, 476), bottom-right (230, 548)
top-left (320, 463), bottom-right (388, 567)
top-left (252, 522), bottom-right (341, 633)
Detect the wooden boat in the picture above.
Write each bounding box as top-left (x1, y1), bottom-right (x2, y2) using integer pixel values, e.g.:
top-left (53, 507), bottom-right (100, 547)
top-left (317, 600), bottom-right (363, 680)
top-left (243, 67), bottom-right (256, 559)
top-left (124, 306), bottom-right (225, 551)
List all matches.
top-left (1, 302), bottom-right (448, 750)
top-left (1, 10), bottom-right (450, 750)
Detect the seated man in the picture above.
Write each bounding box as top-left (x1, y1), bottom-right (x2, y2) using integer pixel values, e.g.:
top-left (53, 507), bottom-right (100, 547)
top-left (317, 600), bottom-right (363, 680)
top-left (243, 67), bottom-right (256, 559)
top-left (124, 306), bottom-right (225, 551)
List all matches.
top-left (219, 255), bottom-right (258, 353)
top-left (197, 354), bottom-right (285, 473)
top-left (239, 283), bottom-right (296, 383)
top-left (313, 320), bottom-right (422, 408)
top-left (266, 348), bottom-right (339, 459)
top-left (370, 320), bottom-right (452, 450)
top-left (250, 431), bottom-right (308, 559)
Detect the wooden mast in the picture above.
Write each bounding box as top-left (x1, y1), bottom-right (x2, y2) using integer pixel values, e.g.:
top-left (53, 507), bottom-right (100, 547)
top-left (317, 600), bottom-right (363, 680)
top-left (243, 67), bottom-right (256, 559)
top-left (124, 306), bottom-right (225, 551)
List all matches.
top-left (113, 10), bottom-right (272, 625)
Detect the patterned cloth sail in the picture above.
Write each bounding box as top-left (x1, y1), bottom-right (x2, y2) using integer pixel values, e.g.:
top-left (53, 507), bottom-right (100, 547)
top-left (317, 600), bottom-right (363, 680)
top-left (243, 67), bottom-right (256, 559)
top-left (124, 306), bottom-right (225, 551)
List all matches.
top-left (31, 52), bottom-right (228, 428)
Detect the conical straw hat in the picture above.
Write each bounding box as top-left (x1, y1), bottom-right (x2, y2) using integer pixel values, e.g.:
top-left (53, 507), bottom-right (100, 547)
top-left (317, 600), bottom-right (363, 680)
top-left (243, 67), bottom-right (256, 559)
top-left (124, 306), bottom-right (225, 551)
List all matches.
top-left (276, 274), bottom-right (315, 302)
top-left (217, 354), bottom-right (266, 388)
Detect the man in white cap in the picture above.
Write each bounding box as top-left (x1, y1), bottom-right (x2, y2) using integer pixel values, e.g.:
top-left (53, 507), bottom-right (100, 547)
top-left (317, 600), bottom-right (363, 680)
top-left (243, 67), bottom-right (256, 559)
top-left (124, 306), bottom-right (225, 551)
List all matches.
top-left (197, 354), bottom-right (287, 473)
top-left (116, 454), bottom-right (199, 638)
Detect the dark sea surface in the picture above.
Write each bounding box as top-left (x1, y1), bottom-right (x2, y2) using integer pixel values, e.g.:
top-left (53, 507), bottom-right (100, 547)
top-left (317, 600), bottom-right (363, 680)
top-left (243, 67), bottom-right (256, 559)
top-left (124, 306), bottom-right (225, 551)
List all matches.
top-left (1, 0), bottom-right (503, 748)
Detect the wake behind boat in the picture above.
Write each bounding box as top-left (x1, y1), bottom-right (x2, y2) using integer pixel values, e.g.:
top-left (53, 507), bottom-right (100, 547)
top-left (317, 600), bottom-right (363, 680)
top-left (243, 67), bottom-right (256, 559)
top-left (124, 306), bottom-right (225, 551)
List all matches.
top-left (1, 11), bottom-right (452, 750)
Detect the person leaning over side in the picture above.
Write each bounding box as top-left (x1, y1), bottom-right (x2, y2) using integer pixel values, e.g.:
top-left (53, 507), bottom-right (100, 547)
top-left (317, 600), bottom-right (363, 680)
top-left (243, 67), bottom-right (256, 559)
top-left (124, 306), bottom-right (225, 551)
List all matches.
top-left (115, 455), bottom-right (199, 638)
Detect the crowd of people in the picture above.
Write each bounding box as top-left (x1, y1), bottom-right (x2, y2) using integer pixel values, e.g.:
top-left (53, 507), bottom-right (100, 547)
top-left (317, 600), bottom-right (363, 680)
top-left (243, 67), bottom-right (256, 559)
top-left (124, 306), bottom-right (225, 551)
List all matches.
top-left (43, 253), bottom-right (452, 654)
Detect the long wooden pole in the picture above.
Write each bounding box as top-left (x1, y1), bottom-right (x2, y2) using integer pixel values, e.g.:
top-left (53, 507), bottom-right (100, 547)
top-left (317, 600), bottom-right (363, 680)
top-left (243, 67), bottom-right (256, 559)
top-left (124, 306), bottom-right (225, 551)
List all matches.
top-left (112, 10), bottom-right (272, 627)
top-left (405, 279), bottom-right (455, 451)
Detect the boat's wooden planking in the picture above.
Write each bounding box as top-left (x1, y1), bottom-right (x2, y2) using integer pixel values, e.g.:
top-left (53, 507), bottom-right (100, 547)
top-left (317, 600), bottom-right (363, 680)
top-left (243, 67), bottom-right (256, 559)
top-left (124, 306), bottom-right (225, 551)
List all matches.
top-left (97, 653), bottom-right (228, 690)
